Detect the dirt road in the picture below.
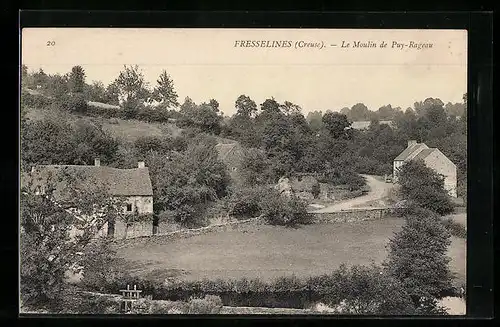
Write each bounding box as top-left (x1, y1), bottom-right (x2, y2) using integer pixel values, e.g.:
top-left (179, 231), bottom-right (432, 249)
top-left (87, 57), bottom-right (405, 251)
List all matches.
top-left (311, 175), bottom-right (394, 213)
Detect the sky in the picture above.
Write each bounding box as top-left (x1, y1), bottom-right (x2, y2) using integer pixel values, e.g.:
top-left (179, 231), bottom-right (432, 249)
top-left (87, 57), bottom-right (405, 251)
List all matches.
top-left (21, 28), bottom-right (467, 116)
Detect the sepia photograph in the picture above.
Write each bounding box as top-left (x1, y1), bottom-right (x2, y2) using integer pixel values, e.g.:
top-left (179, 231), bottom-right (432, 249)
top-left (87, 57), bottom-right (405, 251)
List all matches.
top-left (20, 28), bottom-right (467, 315)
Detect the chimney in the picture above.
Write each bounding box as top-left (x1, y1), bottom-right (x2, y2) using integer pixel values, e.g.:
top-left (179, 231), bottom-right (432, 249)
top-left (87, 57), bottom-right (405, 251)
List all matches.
top-left (94, 158), bottom-right (100, 167)
top-left (407, 140), bottom-right (417, 147)
top-left (138, 161), bottom-right (145, 168)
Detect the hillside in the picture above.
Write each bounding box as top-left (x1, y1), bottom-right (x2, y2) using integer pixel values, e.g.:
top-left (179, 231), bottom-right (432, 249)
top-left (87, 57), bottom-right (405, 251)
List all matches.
top-left (25, 107), bottom-right (183, 143)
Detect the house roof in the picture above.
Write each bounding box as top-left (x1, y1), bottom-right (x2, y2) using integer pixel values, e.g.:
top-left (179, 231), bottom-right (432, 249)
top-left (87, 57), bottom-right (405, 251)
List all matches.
top-left (394, 143), bottom-right (428, 161)
top-left (412, 148), bottom-right (436, 161)
top-left (351, 120), bottom-right (394, 130)
top-left (87, 101), bottom-right (121, 110)
top-left (26, 165), bottom-right (153, 200)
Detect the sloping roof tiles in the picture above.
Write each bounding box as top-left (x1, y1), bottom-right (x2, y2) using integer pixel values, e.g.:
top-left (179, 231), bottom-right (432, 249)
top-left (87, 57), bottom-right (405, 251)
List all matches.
top-left (26, 165), bottom-right (153, 201)
top-left (394, 143), bottom-right (428, 161)
top-left (412, 148), bottom-right (436, 161)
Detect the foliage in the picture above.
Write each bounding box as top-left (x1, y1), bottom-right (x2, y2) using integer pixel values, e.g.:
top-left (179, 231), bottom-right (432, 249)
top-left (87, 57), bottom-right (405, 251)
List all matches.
top-left (260, 191), bottom-right (313, 226)
top-left (152, 70), bottom-right (179, 109)
top-left (68, 66), bottom-right (86, 93)
top-left (385, 208), bottom-right (454, 313)
top-left (442, 218), bottom-right (466, 239)
top-left (239, 148), bottom-right (273, 186)
top-left (178, 97), bottom-right (223, 134)
top-left (186, 295), bottom-right (223, 314)
top-left (21, 116), bottom-right (120, 168)
top-left (20, 170), bottom-right (122, 310)
top-left (320, 168), bottom-right (366, 191)
top-left (114, 65), bottom-right (151, 106)
top-left (322, 112), bottom-right (352, 139)
top-left (397, 160), bottom-right (454, 215)
top-left (310, 264), bottom-right (417, 315)
top-left (311, 181), bottom-right (321, 199)
top-left (80, 238), bottom-right (129, 292)
top-left (84, 81), bottom-right (108, 103)
top-left (146, 136), bottom-right (230, 227)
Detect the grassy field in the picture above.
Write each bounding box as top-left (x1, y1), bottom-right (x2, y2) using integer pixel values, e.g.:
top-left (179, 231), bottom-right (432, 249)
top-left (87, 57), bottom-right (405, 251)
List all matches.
top-left (25, 108), bottom-right (182, 142)
top-left (115, 217), bottom-right (465, 287)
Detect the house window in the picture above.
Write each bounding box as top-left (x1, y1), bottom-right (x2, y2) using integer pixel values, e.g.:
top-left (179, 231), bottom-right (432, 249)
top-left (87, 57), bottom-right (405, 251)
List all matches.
top-left (126, 203), bottom-right (132, 212)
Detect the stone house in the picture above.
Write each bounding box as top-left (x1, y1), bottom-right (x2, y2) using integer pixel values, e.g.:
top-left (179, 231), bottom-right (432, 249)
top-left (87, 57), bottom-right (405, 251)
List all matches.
top-left (25, 158), bottom-right (155, 239)
top-left (393, 140), bottom-right (457, 197)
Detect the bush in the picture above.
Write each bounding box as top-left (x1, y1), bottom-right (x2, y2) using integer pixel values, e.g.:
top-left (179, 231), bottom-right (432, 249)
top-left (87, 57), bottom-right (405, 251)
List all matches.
top-left (80, 238), bottom-right (130, 292)
top-left (398, 160), bottom-right (454, 216)
top-left (136, 106), bottom-right (171, 123)
top-left (87, 103), bottom-right (124, 119)
top-left (385, 208), bottom-right (454, 313)
top-left (319, 168), bottom-right (366, 191)
top-left (57, 92), bottom-right (88, 113)
top-left (227, 186), bottom-right (271, 219)
top-left (311, 182), bottom-right (321, 199)
top-left (186, 295), bottom-right (223, 314)
top-left (442, 218), bottom-right (466, 239)
top-left (260, 191), bottom-right (314, 226)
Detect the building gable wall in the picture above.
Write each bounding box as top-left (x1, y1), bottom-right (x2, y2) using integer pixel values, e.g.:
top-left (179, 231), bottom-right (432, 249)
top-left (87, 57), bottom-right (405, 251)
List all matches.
top-left (423, 149), bottom-right (457, 197)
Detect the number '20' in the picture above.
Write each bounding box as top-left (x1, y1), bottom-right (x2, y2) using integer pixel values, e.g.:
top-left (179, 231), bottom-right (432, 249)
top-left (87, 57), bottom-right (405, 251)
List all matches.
top-left (46, 41), bottom-right (55, 46)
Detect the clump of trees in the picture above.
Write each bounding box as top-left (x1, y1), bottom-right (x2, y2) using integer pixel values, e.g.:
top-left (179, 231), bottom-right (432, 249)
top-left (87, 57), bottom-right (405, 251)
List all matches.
top-left (385, 206), bottom-right (453, 314)
top-left (397, 160), bottom-right (454, 215)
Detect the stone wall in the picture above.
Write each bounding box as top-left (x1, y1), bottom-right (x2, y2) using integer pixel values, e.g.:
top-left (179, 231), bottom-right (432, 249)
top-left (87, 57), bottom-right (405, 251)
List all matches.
top-left (112, 216), bottom-right (264, 248)
top-left (312, 208), bottom-right (391, 224)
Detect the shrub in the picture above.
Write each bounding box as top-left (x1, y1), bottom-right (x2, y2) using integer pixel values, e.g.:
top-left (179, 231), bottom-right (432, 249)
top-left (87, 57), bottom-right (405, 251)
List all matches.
top-left (61, 92), bottom-right (88, 113)
top-left (186, 295), bottom-right (223, 314)
top-left (319, 168), bottom-right (366, 191)
top-left (87, 103), bottom-right (123, 119)
top-left (260, 191), bottom-right (314, 226)
top-left (385, 208), bottom-right (454, 313)
top-left (442, 218), bottom-right (466, 239)
top-left (311, 182), bottom-right (321, 199)
top-left (398, 160), bottom-right (454, 215)
top-left (80, 238), bottom-right (130, 292)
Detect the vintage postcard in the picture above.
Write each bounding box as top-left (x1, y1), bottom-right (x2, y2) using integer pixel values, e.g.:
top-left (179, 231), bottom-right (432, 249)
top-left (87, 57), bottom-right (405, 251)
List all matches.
top-left (20, 28), bottom-right (467, 315)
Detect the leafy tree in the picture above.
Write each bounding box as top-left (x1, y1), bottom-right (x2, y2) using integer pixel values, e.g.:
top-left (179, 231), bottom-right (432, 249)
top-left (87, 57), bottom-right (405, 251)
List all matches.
top-left (20, 171), bottom-right (123, 310)
top-left (260, 191), bottom-right (313, 226)
top-left (65, 92), bottom-right (88, 113)
top-left (314, 264), bottom-right (417, 315)
top-left (235, 94), bottom-right (257, 118)
top-left (414, 98), bottom-right (445, 118)
top-left (260, 97), bottom-right (280, 114)
top-left (68, 66), bottom-right (86, 93)
top-left (350, 103), bottom-right (372, 121)
top-left (322, 112), bottom-right (351, 139)
top-left (45, 73), bottom-right (70, 99)
top-left (85, 81), bottom-right (108, 103)
top-left (152, 70), bottom-right (179, 109)
top-left (385, 208), bottom-right (453, 314)
top-left (79, 238), bottom-right (128, 292)
top-left (208, 99), bottom-right (220, 112)
top-left (114, 65), bottom-right (150, 106)
top-left (306, 110), bottom-right (323, 132)
top-left (280, 100), bottom-right (302, 115)
top-left (32, 68), bottom-right (49, 88)
top-left (72, 120), bottom-right (119, 165)
top-left (239, 148), bottom-right (272, 186)
top-left (104, 81), bottom-right (121, 105)
top-left (146, 136), bottom-right (230, 227)
top-left (21, 117), bottom-right (78, 167)
top-left (397, 160), bottom-right (454, 215)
